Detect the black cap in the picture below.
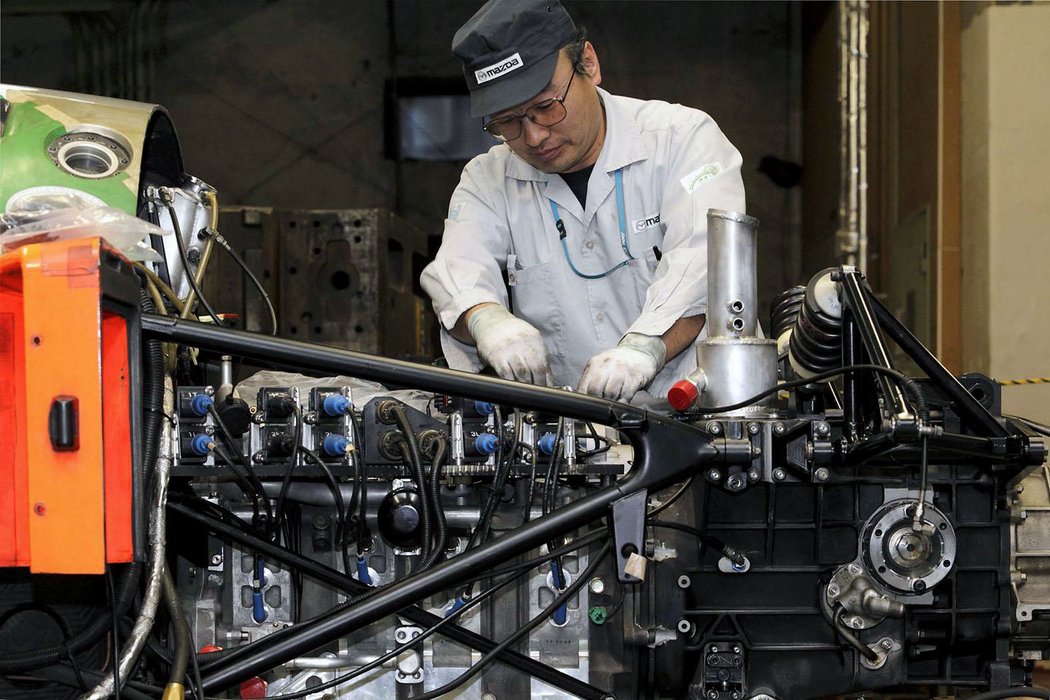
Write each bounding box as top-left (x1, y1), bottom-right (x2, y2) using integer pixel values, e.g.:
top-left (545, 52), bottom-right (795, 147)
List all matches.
top-left (452, 0), bottom-right (577, 118)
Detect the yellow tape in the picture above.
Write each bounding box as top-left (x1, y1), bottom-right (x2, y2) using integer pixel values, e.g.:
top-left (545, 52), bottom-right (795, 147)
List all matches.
top-left (998, 377), bottom-right (1050, 386)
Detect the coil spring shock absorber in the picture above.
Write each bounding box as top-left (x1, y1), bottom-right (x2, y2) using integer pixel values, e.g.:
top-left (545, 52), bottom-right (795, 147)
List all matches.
top-left (786, 268), bottom-right (844, 380)
top-left (769, 285), bottom-right (806, 353)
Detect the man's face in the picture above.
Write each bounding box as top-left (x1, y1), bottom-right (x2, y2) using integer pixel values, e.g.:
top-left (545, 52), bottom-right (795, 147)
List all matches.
top-left (490, 51), bottom-right (605, 174)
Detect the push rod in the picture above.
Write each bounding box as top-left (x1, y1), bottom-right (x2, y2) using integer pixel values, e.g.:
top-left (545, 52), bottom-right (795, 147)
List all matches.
top-left (864, 287), bottom-right (1009, 438)
top-left (838, 270), bottom-right (910, 418)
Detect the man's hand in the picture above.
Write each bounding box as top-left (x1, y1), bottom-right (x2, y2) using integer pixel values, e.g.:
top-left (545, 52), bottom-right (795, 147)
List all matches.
top-left (467, 304), bottom-right (553, 386)
top-left (578, 333), bottom-right (667, 402)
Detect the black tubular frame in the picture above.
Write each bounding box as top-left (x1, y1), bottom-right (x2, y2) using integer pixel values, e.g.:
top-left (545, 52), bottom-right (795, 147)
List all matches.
top-left (141, 314), bottom-right (721, 694)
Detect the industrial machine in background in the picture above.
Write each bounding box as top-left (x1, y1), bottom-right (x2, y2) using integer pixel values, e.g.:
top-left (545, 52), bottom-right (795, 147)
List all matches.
top-left (1, 85), bottom-right (1047, 700)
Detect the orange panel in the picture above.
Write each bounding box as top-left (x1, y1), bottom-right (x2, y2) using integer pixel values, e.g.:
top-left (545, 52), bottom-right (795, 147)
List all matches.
top-left (22, 239), bottom-right (106, 574)
top-left (102, 312), bottom-right (134, 563)
top-left (0, 252), bottom-right (29, 566)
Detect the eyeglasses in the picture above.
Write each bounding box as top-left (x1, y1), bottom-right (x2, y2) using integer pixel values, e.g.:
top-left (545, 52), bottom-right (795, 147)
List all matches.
top-left (482, 70), bottom-right (575, 142)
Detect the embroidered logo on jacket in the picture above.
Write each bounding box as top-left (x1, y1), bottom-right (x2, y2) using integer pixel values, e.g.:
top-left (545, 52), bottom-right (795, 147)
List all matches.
top-left (632, 213), bottom-right (662, 233)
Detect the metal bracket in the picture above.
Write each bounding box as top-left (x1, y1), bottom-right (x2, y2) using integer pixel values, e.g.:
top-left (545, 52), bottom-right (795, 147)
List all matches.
top-left (612, 490), bottom-right (649, 583)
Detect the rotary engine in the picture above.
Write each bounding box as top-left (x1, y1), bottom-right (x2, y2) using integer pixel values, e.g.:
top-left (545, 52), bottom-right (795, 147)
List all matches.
top-left (148, 210), bottom-right (1048, 700)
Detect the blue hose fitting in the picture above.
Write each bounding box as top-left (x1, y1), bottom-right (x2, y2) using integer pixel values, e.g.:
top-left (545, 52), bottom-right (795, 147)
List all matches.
top-left (537, 432), bottom-right (557, 456)
top-left (356, 556), bottom-right (373, 586)
top-left (473, 400), bottom-right (494, 416)
top-left (190, 393), bottom-right (214, 417)
top-left (322, 434), bottom-right (350, 457)
top-left (190, 434), bottom-right (212, 457)
top-left (322, 394), bottom-right (351, 417)
top-left (252, 589), bottom-right (267, 623)
top-left (445, 595), bottom-right (468, 618)
top-left (474, 433), bottom-right (498, 455)
top-left (550, 561), bottom-right (568, 626)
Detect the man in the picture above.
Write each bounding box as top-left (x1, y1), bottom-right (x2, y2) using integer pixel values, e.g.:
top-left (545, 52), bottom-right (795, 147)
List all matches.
top-left (420, 0), bottom-right (745, 404)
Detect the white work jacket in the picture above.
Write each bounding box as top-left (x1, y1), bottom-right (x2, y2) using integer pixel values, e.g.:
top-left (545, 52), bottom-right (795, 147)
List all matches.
top-left (420, 88), bottom-right (746, 401)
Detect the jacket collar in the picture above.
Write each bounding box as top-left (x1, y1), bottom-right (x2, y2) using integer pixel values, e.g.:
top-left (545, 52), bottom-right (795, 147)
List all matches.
top-left (502, 88), bottom-right (649, 184)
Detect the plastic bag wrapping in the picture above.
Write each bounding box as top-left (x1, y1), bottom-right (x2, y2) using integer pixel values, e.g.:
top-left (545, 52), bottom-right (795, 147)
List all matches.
top-left (0, 200), bottom-right (167, 262)
top-left (234, 370), bottom-right (433, 414)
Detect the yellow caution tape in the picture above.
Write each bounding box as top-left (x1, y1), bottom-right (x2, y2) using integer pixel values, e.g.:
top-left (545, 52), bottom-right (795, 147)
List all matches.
top-left (998, 377), bottom-right (1050, 386)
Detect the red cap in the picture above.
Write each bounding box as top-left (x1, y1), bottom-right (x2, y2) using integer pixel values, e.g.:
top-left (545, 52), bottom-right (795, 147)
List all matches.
top-left (199, 644), bottom-right (223, 653)
top-left (668, 380), bottom-right (700, 411)
top-left (240, 677), bottom-right (268, 699)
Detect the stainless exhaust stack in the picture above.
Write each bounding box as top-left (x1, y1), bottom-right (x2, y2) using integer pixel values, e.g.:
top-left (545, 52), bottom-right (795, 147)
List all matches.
top-left (667, 210), bottom-right (778, 415)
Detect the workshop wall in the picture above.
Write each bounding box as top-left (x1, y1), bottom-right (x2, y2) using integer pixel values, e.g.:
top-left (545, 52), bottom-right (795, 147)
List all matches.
top-left (961, 2), bottom-right (1050, 424)
top-left (1, 0), bottom-right (803, 318)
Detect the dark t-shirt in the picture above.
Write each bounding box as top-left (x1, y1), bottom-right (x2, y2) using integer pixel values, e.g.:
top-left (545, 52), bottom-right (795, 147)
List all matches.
top-left (559, 164), bottom-right (594, 208)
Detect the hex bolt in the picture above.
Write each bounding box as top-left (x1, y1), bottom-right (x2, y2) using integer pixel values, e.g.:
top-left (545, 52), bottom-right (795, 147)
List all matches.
top-left (913, 580), bottom-right (927, 593)
top-left (707, 469), bottom-right (722, 482)
top-left (210, 554), bottom-right (222, 566)
top-left (732, 693), bottom-right (741, 700)
top-left (773, 422), bottom-right (786, 435)
top-left (589, 577), bottom-right (606, 595)
top-left (678, 575), bottom-right (692, 589)
top-left (773, 467), bottom-right (786, 481)
top-left (707, 691), bottom-right (719, 699)
top-left (849, 616), bottom-right (864, 629)
top-left (732, 645), bottom-right (741, 654)
top-left (709, 645), bottom-right (719, 653)
top-left (747, 423), bottom-right (760, 435)
top-left (881, 639), bottom-right (893, 650)
top-left (816, 421), bottom-right (830, 435)
top-left (726, 475), bottom-right (744, 491)
top-left (848, 563), bottom-right (863, 575)
top-left (747, 467), bottom-right (761, 481)
top-left (827, 583), bottom-right (840, 597)
top-left (705, 421), bottom-right (723, 435)
top-left (815, 468), bottom-right (830, 482)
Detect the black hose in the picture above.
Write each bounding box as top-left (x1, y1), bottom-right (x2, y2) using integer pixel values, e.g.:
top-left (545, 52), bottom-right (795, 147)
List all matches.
top-left (409, 542), bottom-right (612, 700)
top-left (301, 446), bottom-right (351, 577)
top-left (397, 441), bottom-right (433, 568)
top-left (819, 599), bottom-right (878, 663)
top-left (473, 411), bottom-right (518, 548)
top-left (203, 228), bottom-right (278, 336)
top-left (161, 196), bottom-right (223, 326)
top-left (420, 436), bottom-right (449, 570)
top-left (273, 403), bottom-right (303, 542)
top-left (139, 289), bottom-right (165, 544)
top-left (391, 405), bottom-right (432, 567)
top-left (0, 562), bottom-right (142, 672)
top-left (160, 565), bottom-right (190, 690)
top-left (206, 403), bottom-right (272, 527)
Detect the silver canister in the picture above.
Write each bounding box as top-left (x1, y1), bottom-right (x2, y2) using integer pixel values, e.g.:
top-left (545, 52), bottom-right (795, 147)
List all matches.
top-left (696, 209), bottom-right (777, 414)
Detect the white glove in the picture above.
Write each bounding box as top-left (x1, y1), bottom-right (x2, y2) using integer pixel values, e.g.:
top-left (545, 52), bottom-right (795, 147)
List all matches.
top-left (467, 304), bottom-right (553, 386)
top-left (578, 333), bottom-right (666, 402)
